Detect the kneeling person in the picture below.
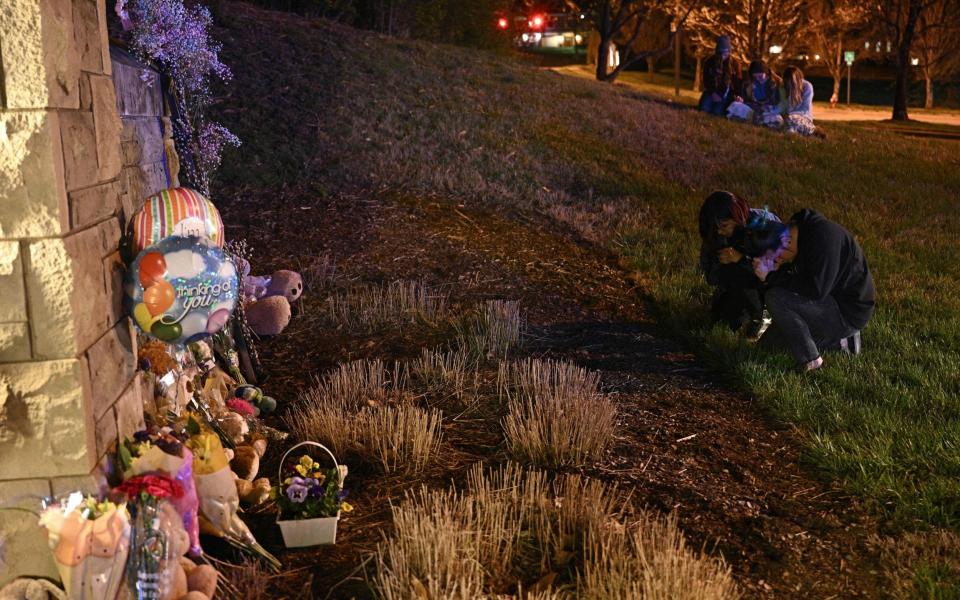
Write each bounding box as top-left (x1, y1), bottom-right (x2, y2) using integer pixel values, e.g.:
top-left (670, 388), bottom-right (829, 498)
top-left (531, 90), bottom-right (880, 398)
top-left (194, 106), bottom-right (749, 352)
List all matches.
top-left (749, 209), bottom-right (875, 372)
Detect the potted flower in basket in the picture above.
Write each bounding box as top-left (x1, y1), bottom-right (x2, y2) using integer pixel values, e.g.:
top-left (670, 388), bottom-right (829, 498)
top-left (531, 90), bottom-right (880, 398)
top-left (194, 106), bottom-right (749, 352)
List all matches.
top-left (274, 442), bottom-right (352, 547)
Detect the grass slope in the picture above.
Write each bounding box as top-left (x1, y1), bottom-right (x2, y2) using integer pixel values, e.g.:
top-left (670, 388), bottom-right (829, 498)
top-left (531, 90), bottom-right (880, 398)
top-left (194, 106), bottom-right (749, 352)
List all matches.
top-left (212, 1), bottom-right (960, 536)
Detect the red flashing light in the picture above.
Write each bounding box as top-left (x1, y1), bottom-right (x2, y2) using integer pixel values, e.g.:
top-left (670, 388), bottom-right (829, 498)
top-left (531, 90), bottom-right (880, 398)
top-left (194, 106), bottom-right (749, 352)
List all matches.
top-left (497, 17), bottom-right (509, 29)
top-left (530, 14), bottom-right (544, 29)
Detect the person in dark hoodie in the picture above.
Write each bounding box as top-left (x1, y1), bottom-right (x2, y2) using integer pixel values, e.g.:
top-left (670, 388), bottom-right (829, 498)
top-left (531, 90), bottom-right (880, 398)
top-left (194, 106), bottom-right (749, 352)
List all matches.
top-left (748, 209), bottom-right (875, 372)
top-left (698, 191), bottom-right (779, 340)
top-left (699, 36), bottom-right (743, 116)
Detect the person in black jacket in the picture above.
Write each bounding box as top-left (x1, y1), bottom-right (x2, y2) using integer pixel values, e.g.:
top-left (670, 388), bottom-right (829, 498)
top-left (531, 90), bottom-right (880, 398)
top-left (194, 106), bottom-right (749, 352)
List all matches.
top-left (748, 209), bottom-right (876, 372)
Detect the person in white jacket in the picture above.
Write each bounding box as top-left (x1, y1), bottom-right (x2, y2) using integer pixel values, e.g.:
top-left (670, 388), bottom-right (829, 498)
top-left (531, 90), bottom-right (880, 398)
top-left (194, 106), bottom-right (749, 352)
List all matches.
top-left (779, 67), bottom-right (816, 135)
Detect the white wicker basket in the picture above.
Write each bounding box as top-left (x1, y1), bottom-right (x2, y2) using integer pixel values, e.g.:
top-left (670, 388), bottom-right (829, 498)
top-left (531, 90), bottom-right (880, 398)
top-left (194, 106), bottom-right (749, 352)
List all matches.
top-left (276, 441), bottom-right (343, 547)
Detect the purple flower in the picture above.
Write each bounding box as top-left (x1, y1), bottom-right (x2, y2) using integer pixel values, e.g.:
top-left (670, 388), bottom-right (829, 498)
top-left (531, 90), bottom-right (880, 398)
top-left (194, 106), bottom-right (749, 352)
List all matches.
top-left (286, 483), bottom-right (308, 503)
top-left (308, 485), bottom-right (324, 499)
top-left (337, 489), bottom-right (350, 501)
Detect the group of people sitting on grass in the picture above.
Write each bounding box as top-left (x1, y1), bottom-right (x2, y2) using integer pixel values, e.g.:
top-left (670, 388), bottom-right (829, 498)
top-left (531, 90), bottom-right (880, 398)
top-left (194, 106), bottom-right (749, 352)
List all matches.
top-left (698, 191), bottom-right (875, 373)
top-left (699, 35), bottom-right (818, 136)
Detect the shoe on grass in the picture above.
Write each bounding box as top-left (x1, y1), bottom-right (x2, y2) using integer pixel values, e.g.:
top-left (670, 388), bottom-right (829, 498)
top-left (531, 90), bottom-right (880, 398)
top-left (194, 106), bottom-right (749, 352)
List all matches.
top-left (839, 331), bottom-right (861, 355)
top-left (797, 356), bottom-right (824, 373)
top-left (745, 310), bottom-right (773, 342)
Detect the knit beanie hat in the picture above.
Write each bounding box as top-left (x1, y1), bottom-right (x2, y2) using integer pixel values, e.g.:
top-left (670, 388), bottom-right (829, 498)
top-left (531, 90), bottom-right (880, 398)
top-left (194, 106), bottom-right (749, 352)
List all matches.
top-left (716, 35), bottom-right (732, 54)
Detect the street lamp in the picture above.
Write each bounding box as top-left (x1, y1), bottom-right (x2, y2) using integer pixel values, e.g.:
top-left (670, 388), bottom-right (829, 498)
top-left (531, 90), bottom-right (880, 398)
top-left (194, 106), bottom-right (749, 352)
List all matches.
top-left (911, 58), bottom-right (920, 66)
top-left (769, 45), bottom-right (783, 55)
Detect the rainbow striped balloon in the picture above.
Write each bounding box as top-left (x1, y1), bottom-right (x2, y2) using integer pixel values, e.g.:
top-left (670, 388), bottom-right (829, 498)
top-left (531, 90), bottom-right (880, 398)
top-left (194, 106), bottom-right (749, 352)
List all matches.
top-left (131, 187), bottom-right (225, 252)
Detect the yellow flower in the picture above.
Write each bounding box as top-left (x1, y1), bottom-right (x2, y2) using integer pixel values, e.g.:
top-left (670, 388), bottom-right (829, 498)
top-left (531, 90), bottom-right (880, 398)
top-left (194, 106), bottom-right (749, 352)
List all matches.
top-left (313, 472), bottom-right (326, 483)
top-left (298, 455), bottom-right (314, 468)
top-left (340, 502), bottom-right (354, 513)
top-left (294, 464), bottom-right (308, 476)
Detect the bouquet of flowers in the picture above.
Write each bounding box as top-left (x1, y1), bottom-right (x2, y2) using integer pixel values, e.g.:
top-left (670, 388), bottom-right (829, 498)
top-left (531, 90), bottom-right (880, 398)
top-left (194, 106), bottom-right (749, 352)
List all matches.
top-left (274, 454), bottom-right (352, 521)
top-left (119, 428), bottom-right (202, 556)
top-left (38, 493), bottom-right (131, 600)
top-left (113, 475), bottom-right (184, 600)
top-left (187, 431), bottom-right (279, 569)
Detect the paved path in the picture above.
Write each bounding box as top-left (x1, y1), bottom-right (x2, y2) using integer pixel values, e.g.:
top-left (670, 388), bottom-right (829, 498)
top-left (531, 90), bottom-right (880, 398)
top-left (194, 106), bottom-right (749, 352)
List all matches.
top-left (551, 65), bottom-right (960, 127)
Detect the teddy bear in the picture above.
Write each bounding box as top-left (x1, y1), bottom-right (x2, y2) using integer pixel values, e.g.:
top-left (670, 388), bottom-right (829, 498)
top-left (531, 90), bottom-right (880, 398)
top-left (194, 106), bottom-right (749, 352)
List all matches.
top-left (234, 259), bottom-right (302, 337)
top-left (159, 502), bottom-right (219, 600)
top-left (224, 438), bottom-right (271, 506)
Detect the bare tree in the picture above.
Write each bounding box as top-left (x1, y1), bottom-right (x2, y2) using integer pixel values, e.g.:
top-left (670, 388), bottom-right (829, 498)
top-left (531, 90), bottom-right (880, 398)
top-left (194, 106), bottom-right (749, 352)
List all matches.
top-left (875, 0), bottom-right (941, 120)
top-left (710, 0), bottom-right (807, 63)
top-left (568, 0), bottom-right (694, 82)
top-left (806, 0), bottom-right (870, 104)
top-left (683, 5), bottom-right (720, 91)
top-left (915, 0), bottom-right (960, 108)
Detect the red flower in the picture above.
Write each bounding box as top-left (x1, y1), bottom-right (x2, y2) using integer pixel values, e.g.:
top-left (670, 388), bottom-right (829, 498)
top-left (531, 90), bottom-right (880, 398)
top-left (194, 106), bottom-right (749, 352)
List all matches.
top-left (115, 473), bottom-right (184, 500)
top-left (226, 398), bottom-right (256, 417)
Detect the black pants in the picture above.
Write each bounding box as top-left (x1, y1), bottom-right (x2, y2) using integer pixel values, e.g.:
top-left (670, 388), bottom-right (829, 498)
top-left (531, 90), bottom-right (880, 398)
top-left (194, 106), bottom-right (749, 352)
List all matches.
top-left (711, 286), bottom-right (763, 331)
top-left (764, 287), bottom-right (857, 365)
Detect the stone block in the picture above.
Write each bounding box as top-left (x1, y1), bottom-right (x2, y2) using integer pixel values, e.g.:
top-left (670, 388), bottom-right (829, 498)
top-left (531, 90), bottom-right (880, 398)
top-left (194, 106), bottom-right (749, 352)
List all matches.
top-left (120, 165), bottom-right (146, 218)
top-left (0, 359), bottom-right (89, 479)
top-left (121, 117), bottom-right (165, 166)
top-left (102, 250), bottom-right (125, 326)
top-left (84, 319), bottom-right (135, 419)
top-left (59, 109), bottom-right (99, 191)
top-left (24, 227), bottom-right (110, 359)
top-left (140, 161), bottom-right (173, 198)
top-left (73, 0), bottom-right (102, 72)
top-left (96, 0), bottom-right (110, 77)
top-left (68, 180), bottom-right (121, 229)
top-left (90, 74), bottom-right (122, 180)
top-left (115, 378), bottom-right (144, 440)
top-left (98, 217), bottom-right (121, 257)
top-left (0, 323), bottom-right (31, 362)
top-left (50, 473), bottom-right (104, 497)
top-left (0, 0), bottom-right (80, 109)
top-left (110, 49), bottom-right (162, 117)
top-left (78, 71), bottom-right (93, 109)
top-left (0, 479), bottom-right (58, 587)
top-left (0, 242), bottom-right (27, 322)
top-left (0, 110), bottom-right (69, 239)
top-left (94, 405), bottom-right (116, 459)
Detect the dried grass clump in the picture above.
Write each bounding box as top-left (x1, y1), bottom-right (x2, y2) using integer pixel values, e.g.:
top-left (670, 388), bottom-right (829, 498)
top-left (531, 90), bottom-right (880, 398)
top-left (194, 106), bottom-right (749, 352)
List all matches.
top-left (361, 404), bottom-right (444, 473)
top-left (325, 279), bottom-right (449, 330)
top-left (455, 299), bottom-right (523, 362)
top-left (374, 463), bottom-right (737, 599)
top-left (285, 403), bottom-right (442, 473)
top-left (302, 359), bottom-right (407, 412)
top-left (580, 512), bottom-right (739, 600)
top-left (500, 359), bottom-right (615, 467)
top-left (300, 253), bottom-right (337, 290)
top-left (407, 347), bottom-right (478, 405)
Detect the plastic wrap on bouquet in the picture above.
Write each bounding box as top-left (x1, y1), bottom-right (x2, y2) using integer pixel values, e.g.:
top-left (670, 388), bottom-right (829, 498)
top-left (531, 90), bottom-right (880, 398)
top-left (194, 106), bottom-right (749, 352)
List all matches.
top-left (124, 444), bottom-right (202, 557)
top-left (125, 498), bottom-right (181, 600)
top-left (188, 432), bottom-right (279, 568)
top-left (39, 498), bottom-right (130, 600)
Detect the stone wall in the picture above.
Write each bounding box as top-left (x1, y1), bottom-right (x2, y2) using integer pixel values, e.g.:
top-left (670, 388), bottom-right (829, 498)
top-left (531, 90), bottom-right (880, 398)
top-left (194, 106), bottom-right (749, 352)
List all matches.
top-left (0, 0), bottom-right (177, 585)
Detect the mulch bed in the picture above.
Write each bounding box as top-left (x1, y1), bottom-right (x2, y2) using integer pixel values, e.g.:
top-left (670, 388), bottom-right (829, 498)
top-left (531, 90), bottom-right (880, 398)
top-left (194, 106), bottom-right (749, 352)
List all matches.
top-left (215, 187), bottom-right (888, 598)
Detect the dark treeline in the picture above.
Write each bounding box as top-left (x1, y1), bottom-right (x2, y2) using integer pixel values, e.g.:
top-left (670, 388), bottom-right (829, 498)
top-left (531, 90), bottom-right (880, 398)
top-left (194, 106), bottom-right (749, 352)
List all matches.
top-left (238, 0), bottom-right (511, 48)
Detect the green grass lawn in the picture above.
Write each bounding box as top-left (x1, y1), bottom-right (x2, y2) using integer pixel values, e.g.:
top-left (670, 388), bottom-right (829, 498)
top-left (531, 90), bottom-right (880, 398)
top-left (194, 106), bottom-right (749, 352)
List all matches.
top-left (214, 1), bottom-right (960, 569)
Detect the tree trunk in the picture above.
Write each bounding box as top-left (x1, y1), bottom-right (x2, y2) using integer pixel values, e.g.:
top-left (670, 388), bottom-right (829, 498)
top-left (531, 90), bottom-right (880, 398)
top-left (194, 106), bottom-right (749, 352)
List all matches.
top-left (693, 55), bottom-right (702, 93)
top-left (893, 0), bottom-right (923, 121)
top-left (595, 2), bottom-right (613, 81)
top-left (831, 76), bottom-right (841, 104)
top-left (597, 38), bottom-right (612, 80)
top-left (924, 74), bottom-right (934, 109)
top-left (646, 56), bottom-right (656, 82)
